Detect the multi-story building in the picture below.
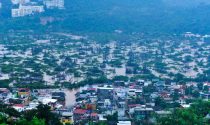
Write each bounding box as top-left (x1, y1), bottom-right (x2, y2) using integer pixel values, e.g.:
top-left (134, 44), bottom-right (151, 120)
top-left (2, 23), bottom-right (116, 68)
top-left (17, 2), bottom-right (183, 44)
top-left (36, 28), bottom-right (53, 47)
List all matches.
top-left (11, 0), bottom-right (30, 5)
top-left (44, 0), bottom-right (64, 9)
top-left (12, 4), bottom-right (44, 17)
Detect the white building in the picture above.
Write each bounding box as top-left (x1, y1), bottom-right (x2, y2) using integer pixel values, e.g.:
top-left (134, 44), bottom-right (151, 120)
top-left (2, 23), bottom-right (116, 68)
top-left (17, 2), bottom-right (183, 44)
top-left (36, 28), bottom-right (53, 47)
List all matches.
top-left (117, 121), bottom-right (131, 125)
top-left (12, 4), bottom-right (44, 17)
top-left (44, 0), bottom-right (64, 9)
top-left (11, 0), bottom-right (30, 5)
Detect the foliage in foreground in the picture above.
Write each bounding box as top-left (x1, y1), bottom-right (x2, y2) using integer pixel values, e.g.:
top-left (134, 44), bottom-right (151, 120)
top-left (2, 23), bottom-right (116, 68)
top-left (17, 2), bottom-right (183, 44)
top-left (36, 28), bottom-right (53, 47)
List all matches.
top-left (157, 100), bottom-right (210, 125)
top-left (0, 104), bottom-right (62, 125)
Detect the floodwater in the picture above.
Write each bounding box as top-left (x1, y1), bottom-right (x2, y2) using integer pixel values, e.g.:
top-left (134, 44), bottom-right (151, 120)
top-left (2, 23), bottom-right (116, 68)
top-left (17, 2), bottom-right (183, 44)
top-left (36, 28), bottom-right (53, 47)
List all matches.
top-left (64, 89), bottom-right (79, 107)
top-left (115, 64), bottom-right (126, 76)
top-left (63, 85), bottom-right (98, 108)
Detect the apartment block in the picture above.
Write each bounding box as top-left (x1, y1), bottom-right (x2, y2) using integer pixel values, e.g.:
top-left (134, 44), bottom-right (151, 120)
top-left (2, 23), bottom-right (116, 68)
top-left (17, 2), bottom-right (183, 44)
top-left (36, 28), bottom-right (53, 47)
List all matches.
top-left (12, 4), bottom-right (44, 17)
top-left (44, 0), bottom-right (64, 9)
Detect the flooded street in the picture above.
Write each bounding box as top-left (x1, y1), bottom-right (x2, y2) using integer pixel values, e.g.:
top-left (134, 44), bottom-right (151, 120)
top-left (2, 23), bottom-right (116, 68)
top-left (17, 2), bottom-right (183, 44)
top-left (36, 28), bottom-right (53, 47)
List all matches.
top-left (64, 89), bottom-right (79, 107)
top-left (115, 64), bottom-right (126, 76)
top-left (63, 85), bottom-right (98, 108)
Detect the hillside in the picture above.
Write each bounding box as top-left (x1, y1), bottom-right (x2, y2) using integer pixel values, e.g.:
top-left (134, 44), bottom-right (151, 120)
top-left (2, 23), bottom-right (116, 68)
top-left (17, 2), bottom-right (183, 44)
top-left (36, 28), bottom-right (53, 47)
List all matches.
top-left (1, 0), bottom-right (210, 34)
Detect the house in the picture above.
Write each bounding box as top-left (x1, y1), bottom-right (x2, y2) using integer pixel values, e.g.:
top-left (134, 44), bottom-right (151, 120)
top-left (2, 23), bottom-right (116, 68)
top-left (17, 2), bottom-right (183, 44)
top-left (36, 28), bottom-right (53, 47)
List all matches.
top-left (114, 81), bottom-right (125, 86)
top-left (128, 89), bottom-right (136, 97)
top-left (155, 111), bottom-right (172, 117)
top-left (52, 92), bottom-right (65, 102)
top-left (154, 81), bottom-right (166, 91)
top-left (117, 121), bottom-right (131, 125)
top-left (85, 103), bottom-right (96, 110)
top-left (0, 88), bottom-right (11, 100)
top-left (40, 98), bottom-right (57, 110)
top-left (60, 112), bottom-right (73, 125)
top-left (8, 98), bottom-right (23, 105)
top-left (97, 86), bottom-right (114, 112)
top-left (12, 104), bottom-right (25, 112)
top-left (18, 88), bottom-right (30, 98)
top-left (90, 113), bottom-right (99, 122)
top-left (73, 109), bottom-right (88, 122)
top-left (132, 107), bottom-right (154, 120)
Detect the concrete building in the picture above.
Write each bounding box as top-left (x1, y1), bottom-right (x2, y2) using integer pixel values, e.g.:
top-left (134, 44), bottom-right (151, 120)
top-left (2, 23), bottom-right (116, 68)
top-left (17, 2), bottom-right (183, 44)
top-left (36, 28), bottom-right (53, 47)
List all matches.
top-left (11, 0), bottom-right (30, 5)
top-left (12, 4), bottom-right (44, 17)
top-left (44, 0), bottom-right (64, 9)
top-left (117, 121), bottom-right (131, 125)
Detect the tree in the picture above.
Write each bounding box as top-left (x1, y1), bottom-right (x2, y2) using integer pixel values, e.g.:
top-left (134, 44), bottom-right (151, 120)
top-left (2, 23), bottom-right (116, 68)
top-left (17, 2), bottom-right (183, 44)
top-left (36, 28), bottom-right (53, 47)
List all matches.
top-left (23, 104), bottom-right (62, 125)
top-left (16, 117), bottom-right (45, 125)
top-left (31, 117), bottom-right (45, 125)
top-left (197, 83), bottom-right (203, 91)
top-left (36, 104), bottom-right (51, 124)
top-left (112, 76), bottom-right (129, 82)
top-left (155, 97), bottom-right (167, 110)
top-left (106, 112), bottom-right (118, 125)
top-left (172, 90), bottom-right (180, 101)
top-left (157, 100), bottom-right (210, 125)
top-left (23, 109), bottom-right (37, 121)
top-left (192, 90), bottom-right (200, 98)
top-left (5, 107), bottom-right (21, 117)
top-left (0, 115), bottom-right (7, 124)
top-left (185, 86), bottom-right (193, 96)
top-left (36, 104), bottom-right (62, 125)
top-left (203, 86), bottom-right (209, 93)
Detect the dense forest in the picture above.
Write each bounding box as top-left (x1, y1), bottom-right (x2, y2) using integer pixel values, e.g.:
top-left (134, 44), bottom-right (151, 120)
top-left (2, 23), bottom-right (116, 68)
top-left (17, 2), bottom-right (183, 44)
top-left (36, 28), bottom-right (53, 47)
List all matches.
top-left (1, 0), bottom-right (210, 34)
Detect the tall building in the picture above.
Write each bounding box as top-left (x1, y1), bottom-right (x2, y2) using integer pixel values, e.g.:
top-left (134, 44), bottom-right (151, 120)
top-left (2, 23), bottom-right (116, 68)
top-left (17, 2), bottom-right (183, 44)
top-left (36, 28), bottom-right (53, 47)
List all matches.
top-left (12, 4), bottom-right (44, 17)
top-left (44, 0), bottom-right (64, 9)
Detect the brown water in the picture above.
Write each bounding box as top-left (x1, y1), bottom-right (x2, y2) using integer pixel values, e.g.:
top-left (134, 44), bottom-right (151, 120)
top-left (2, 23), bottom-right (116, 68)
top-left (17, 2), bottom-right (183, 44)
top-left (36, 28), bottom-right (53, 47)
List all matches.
top-left (64, 89), bottom-right (79, 107)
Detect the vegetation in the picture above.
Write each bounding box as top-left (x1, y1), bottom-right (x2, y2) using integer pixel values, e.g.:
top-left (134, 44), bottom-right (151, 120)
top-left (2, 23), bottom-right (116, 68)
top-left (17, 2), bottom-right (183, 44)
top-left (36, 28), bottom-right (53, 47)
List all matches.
top-left (2, 0), bottom-right (210, 34)
top-left (157, 100), bottom-right (210, 125)
top-left (0, 104), bottom-right (61, 125)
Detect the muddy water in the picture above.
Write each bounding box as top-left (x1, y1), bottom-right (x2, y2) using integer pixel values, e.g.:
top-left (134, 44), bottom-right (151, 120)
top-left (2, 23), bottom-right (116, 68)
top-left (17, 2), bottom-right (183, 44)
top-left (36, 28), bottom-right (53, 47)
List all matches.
top-left (64, 89), bottom-right (79, 107)
top-left (63, 85), bottom-right (98, 108)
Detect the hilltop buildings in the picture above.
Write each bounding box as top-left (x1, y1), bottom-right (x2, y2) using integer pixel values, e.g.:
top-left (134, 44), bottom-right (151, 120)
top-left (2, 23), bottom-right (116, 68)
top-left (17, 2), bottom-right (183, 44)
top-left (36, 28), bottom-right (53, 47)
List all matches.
top-left (11, 0), bottom-right (64, 17)
top-left (11, 0), bottom-right (31, 4)
top-left (44, 0), bottom-right (64, 9)
top-left (12, 4), bottom-right (44, 17)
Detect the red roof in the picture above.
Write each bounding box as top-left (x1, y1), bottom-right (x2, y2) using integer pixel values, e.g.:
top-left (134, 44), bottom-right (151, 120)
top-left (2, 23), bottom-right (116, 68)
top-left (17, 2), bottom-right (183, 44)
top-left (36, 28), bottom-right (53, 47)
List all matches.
top-left (13, 104), bottom-right (24, 107)
top-left (128, 104), bottom-right (141, 108)
top-left (18, 88), bottom-right (30, 92)
top-left (91, 113), bottom-right (98, 117)
top-left (0, 88), bottom-right (9, 93)
top-left (87, 88), bottom-right (96, 91)
top-left (74, 109), bottom-right (87, 114)
top-left (129, 85), bottom-right (135, 89)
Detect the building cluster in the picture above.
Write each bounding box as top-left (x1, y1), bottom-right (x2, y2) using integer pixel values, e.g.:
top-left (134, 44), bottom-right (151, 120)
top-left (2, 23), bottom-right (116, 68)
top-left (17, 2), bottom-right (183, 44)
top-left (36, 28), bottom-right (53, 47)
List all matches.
top-left (0, 32), bottom-right (210, 124)
top-left (11, 0), bottom-right (64, 17)
top-left (0, 88), bottom-right (73, 124)
top-left (70, 79), bottom-right (210, 124)
top-left (44, 0), bottom-right (64, 9)
top-left (0, 80), bottom-right (209, 124)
